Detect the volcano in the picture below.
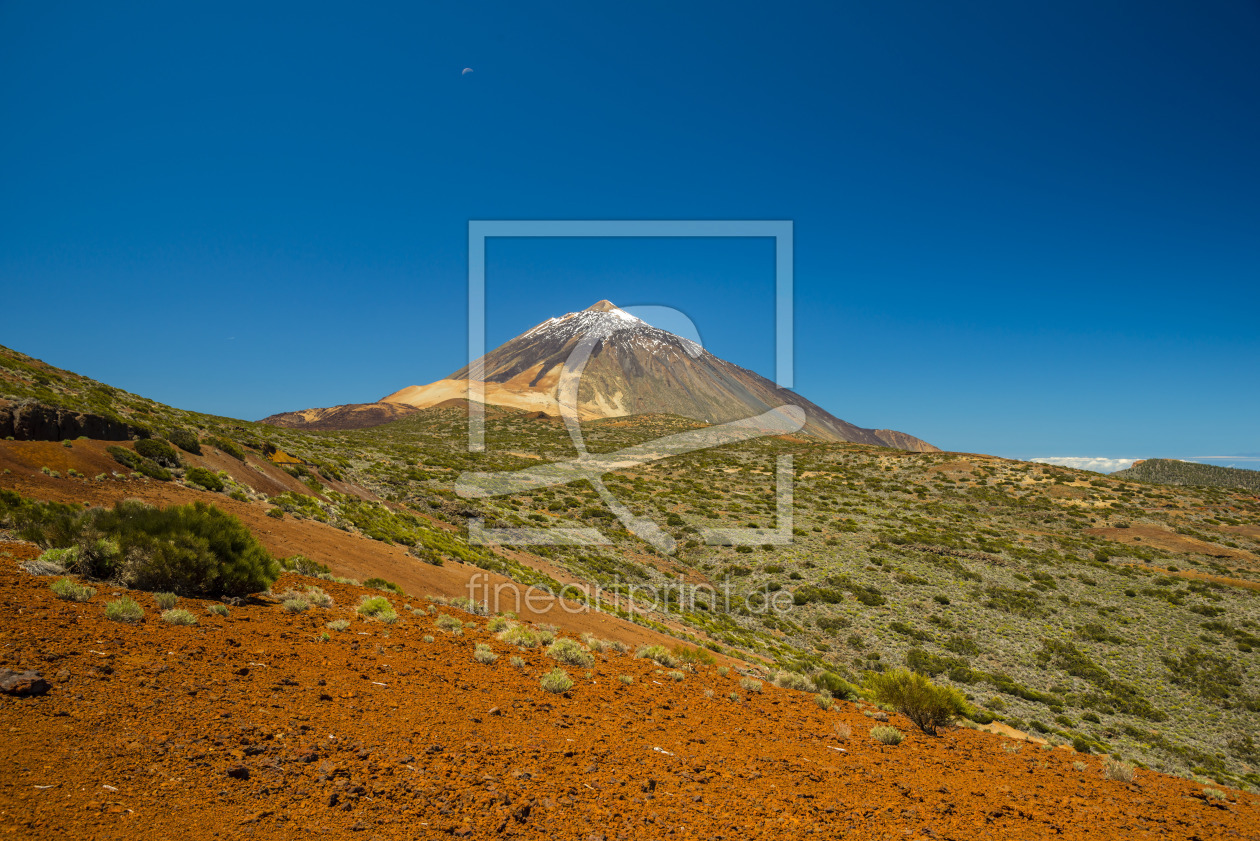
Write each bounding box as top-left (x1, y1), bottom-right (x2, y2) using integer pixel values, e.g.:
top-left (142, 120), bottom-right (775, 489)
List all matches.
top-left (372, 300), bottom-right (937, 451)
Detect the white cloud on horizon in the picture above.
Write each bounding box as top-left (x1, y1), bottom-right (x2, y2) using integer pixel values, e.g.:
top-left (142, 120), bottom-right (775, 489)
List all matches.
top-left (1031, 457), bottom-right (1138, 474)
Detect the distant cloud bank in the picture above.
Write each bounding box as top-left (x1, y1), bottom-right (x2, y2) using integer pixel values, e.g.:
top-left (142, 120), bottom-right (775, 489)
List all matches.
top-left (1031, 457), bottom-right (1138, 474)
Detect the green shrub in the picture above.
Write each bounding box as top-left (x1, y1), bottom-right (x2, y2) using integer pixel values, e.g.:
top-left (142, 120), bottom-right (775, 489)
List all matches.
top-left (206, 603), bottom-right (229, 617)
top-left (871, 726), bottom-right (904, 745)
top-left (498, 624), bottom-right (541, 648)
top-left (103, 500), bottom-right (278, 596)
top-left (815, 693), bottom-right (834, 710)
top-left (105, 596), bottom-right (144, 623)
top-left (635, 644), bottom-right (679, 667)
top-left (618, 674), bottom-right (634, 685)
top-left (1103, 758), bottom-right (1135, 782)
top-left (207, 437), bottom-right (246, 461)
top-left (435, 613), bottom-right (464, 633)
top-left (672, 644), bottom-right (717, 665)
top-left (905, 648), bottom-right (968, 678)
top-left (166, 428), bottom-right (201, 455)
top-left (540, 668), bottom-right (574, 694)
top-left (153, 592), bottom-right (178, 610)
top-left (279, 555), bottom-right (330, 576)
top-left (304, 587), bottom-right (333, 608)
top-left (814, 671), bottom-right (860, 699)
top-left (135, 438), bottom-right (180, 467)
top-left (184, 467), bottom-right (224, 492)
top-left (866, 669), bottom-right (966, 736)
top-left (326, 619), bottom-right (350, 631)
top-left (266, 508), bottom-right (284, 519)
top-left (474, 643), bottom-right (498, 664)
top-left (283, 598), bottom-right (309, 613)
top-left (775, 671), bottom-right (813, 692)
top-left (364, 577), bottom-right (404, 594)
top-left (50, 578), bottom-right (95, 602)
top-left (136, 459), bottom-right (172, 481)
top-left (487, 616), bottom-right (510, 633)
top-left (739, 677), bottom-right (763, 693)
top-left (666, 670), bottom-right (685, 682)
top-left (106, 446), bottom-right (141, 470)
top-left (548, 637), bottom-right (595, 667)
top-left (358, 595), bottom-right (398, 623)
top-left (161, 608), bottom-right (198, 626)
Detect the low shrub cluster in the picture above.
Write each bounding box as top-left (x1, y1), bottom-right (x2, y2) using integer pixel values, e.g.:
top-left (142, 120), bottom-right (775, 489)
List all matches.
top-left (866, 669), bottom-right (966, 735)
top-left (206, 437), bottom-right (246, 461)
top-left (106, 445), bottom-right (171, 480)
top-left (135, 439), bottom-right (181, 468)
top-left (358, 595), bottom-right (399, 623)
top-left (547, 637), bottom-right (595, 667)
top-left (166, 428), bottom-right (201, 455)
top-left (184, 467), bottom-right (224, 492)
top-left (50, 578), bottom-right (95, 602)
top-left (540, 668), bottom-right (574, 694)
top-left (635, 645), bottom-right (679, 667)
top-left (1, 491), bottom-right (279, 598)
top-left (871, 726), bottom-right (905, 745)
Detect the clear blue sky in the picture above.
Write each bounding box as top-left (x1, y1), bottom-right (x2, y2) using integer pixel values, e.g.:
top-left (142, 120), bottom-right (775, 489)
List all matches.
top-left (2, 1), bottom-right (1258, 465)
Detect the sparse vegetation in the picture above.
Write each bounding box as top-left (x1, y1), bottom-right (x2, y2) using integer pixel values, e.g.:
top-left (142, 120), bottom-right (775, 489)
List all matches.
top-left (364, 577), bottom-right (404, 594)
top-left (1103, 758), bottom-right (1135, 782)
top-left (358, 595), bottom-right (399, 623)
top-left (184, 467), bottom-right (224, 492)
top-left (547, 637), bottom-right (595, 667)
top-left (104, 596), bottom-right (144, 623)
top-left (474, 643), bottom-right (498, 664)
top-left (540, 668), bottom-right (574, 694)
top-left (6, 349), bottom-right (1260, 785)
top-left (871, 726), bottom-right (905, 745)
top-left (161, 608), bottom-right (198, 626)
top-left (498, 624), bottom-right (541, 649)
top-left (50, 578), bottom-right (95, 602)
top-left (635, 644), bottom-right (679, 667)
top-left (435, 613), bottom-right (464, 633)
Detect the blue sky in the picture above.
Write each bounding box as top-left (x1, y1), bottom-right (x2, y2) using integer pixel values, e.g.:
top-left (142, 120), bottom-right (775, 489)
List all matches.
top-left (2, 2), bottom-right (1258, 467)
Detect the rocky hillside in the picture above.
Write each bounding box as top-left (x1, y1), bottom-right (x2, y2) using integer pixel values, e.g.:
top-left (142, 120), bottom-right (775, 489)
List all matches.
top-left (3, 541), bottom-right (1257, 840)
top-left (259, 402), bottom-right (420, 431)
top-left (1113, 459), bottom-right (1260, 493)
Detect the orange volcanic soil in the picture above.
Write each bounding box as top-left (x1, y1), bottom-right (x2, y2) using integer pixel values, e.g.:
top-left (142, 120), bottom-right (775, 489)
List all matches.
top-left (1, 440), bottom-right (1258, 839)
top-left (2, 548), bottom-right (1257, 840)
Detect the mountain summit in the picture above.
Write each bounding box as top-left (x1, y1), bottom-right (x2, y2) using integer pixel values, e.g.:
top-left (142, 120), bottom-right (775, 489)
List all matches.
top-left (372, 300), bottom-right (937, 451)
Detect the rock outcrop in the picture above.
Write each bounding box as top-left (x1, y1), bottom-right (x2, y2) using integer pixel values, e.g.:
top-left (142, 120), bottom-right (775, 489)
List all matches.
top-left (0, 399), bottom-right (140, 442)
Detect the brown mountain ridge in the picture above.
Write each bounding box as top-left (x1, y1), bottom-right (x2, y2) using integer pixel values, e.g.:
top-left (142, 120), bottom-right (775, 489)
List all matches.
top-left (264, 300), bottom-right (938, 452)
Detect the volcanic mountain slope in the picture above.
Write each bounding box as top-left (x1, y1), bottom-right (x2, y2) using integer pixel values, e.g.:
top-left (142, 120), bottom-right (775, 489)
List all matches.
top-left (381, 300), bottom-right (938, 451)
top-left (1112, 459), bottom-right (1260, 493)
top-left (260, 401), bottom-right (420, 431)
top-left (3, 546), bottom-right (1259, 841)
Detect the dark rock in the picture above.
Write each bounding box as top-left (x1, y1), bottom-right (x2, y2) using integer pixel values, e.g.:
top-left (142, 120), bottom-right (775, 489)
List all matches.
top-left (0, 399), bottom-right (143, 442)
top-left (225, 764), bottom-right (250, 780)
top-left (0, 669), bottom-right (50, 696)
